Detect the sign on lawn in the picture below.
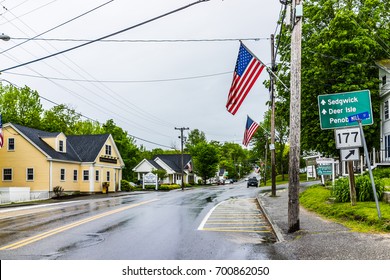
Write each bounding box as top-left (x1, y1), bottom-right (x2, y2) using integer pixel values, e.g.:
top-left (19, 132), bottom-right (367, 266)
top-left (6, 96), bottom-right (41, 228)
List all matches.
top-left (318, 90), bottom-right (373, 129)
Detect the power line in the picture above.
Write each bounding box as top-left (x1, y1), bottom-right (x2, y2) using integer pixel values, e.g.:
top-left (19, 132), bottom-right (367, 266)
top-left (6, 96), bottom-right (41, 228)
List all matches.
top-left (8, 37), bottom-right (265, 43)
top-left (0, 0), bottom-right (211, 73)
top-left (0, 0), bottom-right (114, 54)
top-left (0, 79), bottom-right (174, 149)
top-left (5, 70), bottom-right (232, 83)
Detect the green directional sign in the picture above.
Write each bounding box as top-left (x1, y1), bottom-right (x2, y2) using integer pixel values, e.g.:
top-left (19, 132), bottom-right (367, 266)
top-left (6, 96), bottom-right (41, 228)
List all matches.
top-left (318, 90), bottom-right (373, 129)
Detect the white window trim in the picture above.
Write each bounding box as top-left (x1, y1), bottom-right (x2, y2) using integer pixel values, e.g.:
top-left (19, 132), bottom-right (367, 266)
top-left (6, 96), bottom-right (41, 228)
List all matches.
top-left (106, 171), bottom-right (110, 182)
top-left (26, 168), bottom-right (34, 181)
top-left (73, 170), bottom-right (78, 182)
top-left (3, 168), bottom-right (13, 181)
top-left (83, 170), bottom-right (89, 181)
top-left (95, 170), bottom-right (99, 182)
top-left (60, 168), bottom-right (66, 181)
top-left (7, 138), bottom-right (15, 151)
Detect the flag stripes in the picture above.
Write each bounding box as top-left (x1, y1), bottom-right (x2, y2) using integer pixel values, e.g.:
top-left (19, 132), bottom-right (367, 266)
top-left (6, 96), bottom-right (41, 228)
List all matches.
top-left (226, 43), bottom-right (265, 115)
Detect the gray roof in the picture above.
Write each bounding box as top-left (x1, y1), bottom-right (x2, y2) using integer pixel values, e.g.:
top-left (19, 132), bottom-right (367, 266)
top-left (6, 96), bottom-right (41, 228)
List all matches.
top-left (153, 154), bottom-right (191, 172)
top-left (12, 123), bottom-right (110, 162)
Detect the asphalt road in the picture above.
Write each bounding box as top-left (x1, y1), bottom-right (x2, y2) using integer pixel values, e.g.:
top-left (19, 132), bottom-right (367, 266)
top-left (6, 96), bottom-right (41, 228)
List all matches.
top-left (0, 181), bottom-right (280, 260)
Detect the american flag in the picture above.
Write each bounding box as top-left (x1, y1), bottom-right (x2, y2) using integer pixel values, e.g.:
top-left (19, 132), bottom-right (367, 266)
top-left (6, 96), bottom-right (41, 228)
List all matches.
top-left (0, 114), bottom-right (3, 148)
top-left (242, 115), bottom-right (259, 146)
top-left (226, 43), bottom-right (265, 115)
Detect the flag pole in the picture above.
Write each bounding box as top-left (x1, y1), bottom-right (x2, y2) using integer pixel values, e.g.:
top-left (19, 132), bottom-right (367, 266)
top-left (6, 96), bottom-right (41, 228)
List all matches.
top-left (239, 41), bottom-right (290, 92)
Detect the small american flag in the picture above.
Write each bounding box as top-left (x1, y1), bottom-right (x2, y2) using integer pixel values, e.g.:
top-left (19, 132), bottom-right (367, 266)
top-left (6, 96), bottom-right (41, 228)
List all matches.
top-left (243, 115), bottom-right (259, 146)
top-left (0, 114), bottom-right (3, 148)
top-left (226, 43), bottom-right (265, 115)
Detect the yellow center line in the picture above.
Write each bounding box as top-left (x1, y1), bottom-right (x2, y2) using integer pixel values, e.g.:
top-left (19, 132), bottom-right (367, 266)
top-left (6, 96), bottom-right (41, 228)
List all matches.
top-left (0, 199), bottom-right (159, 251)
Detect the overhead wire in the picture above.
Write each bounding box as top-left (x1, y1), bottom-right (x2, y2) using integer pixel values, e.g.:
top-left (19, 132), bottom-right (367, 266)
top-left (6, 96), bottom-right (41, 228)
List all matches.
top-left (0, 79), bottom-right (174, 149)
top-left (0, 0), bottom-right (212, 73)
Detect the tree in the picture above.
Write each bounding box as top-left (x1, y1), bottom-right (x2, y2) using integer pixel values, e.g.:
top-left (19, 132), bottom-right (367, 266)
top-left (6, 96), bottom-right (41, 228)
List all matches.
top-left (191, 142), bottom-right (219, 184)
top-left (185, 129), bottom-right (207, 153)
top-left (41, 104), bottom-right (81, 134)
top-left (0, 84), bottom-right (43, 128)
top-left (276, 0), bottom-right (390, 156)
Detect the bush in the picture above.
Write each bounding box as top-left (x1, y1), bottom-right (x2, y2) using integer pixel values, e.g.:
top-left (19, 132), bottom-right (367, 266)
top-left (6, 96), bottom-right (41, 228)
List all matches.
top-left (332, 177), bottom-right (350, 202)
top-left (332, 175), bottom-right (384, 202)
top-left (159, 184), bottom-right (181, 191)
top-left (121, 180), bottom-right (132, 192)
top-left (53, 185), bottom-right (64, 197)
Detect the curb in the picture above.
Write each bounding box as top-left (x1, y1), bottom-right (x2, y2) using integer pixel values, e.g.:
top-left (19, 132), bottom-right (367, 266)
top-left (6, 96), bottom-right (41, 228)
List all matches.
top-left (256, 194), bottom-right (285, 243)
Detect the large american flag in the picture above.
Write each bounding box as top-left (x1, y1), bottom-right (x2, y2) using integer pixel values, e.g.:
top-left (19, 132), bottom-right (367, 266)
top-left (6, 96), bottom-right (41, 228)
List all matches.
top-left (242, 115), bottom-right (259, 146)
top-left (0, 114), bottom-right (3, 148)
top-left (226, 43), bottom-right (265, 115)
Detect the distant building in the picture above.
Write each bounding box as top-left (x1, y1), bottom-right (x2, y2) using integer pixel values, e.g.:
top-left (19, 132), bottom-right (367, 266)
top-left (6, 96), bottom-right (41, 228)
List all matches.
top-left (133, 154), bottom-right (195, 185)
top-left (0, 123), bottom-right (124, 203)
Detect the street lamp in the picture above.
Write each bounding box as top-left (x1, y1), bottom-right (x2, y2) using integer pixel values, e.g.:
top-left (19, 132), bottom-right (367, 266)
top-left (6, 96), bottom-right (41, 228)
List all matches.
top-left (0, 33), bottom-right (10, 41)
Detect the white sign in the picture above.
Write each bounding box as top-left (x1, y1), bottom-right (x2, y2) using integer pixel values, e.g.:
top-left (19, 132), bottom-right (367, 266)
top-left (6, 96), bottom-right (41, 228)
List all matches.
top-left (335, 127), bottom-right (362, 149)
top-left (143, 172), bottom-right (157, 184)
top-left (316, 158), bottom-right (334, 164)
top-left (340, 148), bottom-right (360, 161)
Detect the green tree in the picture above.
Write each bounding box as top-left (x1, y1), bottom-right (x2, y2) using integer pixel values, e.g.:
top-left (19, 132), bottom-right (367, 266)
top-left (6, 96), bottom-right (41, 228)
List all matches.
top-left (276, 0), bottom-right (389, 156)
top-left (191, 142), bottom-right (219, 184)
top-left (0, 84), bottom-right (43, 128)
top-left (185, 129), bottom-right (207, 153)
top-left (41, 104), bottom-right (81, 134)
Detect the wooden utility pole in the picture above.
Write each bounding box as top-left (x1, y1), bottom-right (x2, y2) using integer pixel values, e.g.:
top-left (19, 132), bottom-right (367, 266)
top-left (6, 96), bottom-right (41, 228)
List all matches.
top-left (288, 0), bottom-right (302, 233)
top-left (347, 161), bottom-right (357, 206)
top-left (270, 34), bottom-right (277, 196)
top-left (175, 127), bottom-right (189, 190)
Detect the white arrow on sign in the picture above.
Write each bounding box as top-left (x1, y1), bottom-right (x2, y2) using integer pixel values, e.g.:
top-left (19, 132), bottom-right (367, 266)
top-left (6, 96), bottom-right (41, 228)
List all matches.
top-left (340, 148), bottom-right (360, 161)
top-left (322, 109), bottom-right (327, 115)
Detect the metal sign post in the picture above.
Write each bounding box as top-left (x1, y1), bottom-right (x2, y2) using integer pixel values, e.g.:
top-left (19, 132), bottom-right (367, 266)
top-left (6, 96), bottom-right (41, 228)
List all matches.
top-left (356, 119), bottom-right (381, 219)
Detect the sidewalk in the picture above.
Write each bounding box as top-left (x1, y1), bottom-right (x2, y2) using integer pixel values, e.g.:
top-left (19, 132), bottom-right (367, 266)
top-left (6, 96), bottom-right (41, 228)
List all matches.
top-left (257, 186), bottom-right (390, 260)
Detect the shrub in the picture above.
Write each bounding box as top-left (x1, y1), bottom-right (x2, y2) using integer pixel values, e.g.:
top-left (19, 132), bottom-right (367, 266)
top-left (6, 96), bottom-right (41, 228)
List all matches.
top-left (53, 185), bottom-right (64, 197)
top-left (159, 184), bottom-right (181, 191)
top-left (332, 177), bottom-right (350, 202)
top-left (121, 180), bottom-right (132, 192)
top-left (355, 176), bottom-right (384, 202)
top-left (332, 175), bottom-right (384, 202)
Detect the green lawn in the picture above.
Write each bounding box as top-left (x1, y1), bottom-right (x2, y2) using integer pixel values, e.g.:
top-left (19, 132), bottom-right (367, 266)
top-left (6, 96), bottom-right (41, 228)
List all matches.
top-left (299, 185), bottom-right (390, 233)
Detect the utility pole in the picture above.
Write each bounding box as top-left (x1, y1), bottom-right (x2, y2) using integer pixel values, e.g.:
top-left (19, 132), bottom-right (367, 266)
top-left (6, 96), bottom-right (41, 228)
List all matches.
top-left (175, 127), bottom-right (189, 190)
top-left (270, 34), bottom-right (277, 197)
top-left (288, 0), bottom-right (303, 233)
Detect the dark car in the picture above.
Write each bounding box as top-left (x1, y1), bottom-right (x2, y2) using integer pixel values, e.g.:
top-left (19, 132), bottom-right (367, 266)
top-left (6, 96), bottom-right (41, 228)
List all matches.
top-left (247, 177), bottom-right (258, 188)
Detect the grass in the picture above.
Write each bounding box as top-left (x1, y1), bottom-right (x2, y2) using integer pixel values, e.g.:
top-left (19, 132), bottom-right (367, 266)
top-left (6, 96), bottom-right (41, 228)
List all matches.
top-left (262, 173), bottom-right (315, 186)
top-left (299, 185), bottom-right (390, 233)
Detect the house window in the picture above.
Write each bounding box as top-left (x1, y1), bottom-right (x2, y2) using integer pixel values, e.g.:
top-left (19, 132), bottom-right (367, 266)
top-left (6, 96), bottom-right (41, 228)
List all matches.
top-left (105, 145), bottom-right (112, 155)
top-left (59, 140), bottom-right (64, 152)
top-left (83, 170), bottom-right (89, 181)
top-left (3, 168), bottom-right (12, 181)
top-left (95, 170), bottom-right (99, 181)
top-left (106, 171), bottom-right (110, 182)
top-left (383, 75), bottom-right (387, 86)
top-left (60, 169), bottom-right (66, 181)
top-left (385, 100), bottom-right (389, 120)
top-left (73, 170), bottom-right (78, 181)
top-left (386, 135), bottom-right (390, 158)
top-left (8, 138), bottom-right (15, 151)
top-left (26, 168), bottom-right (34, 181)
top-left (176, 174), bottom-right (182, 180)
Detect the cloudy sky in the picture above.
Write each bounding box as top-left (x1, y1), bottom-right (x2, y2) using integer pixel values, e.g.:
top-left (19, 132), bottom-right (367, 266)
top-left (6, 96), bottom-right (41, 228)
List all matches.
top-left (0, 0), bottom-right (283, 150)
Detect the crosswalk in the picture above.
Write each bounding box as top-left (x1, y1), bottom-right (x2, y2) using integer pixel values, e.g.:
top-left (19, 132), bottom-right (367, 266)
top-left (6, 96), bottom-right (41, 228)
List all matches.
top-left (198, 198), bottom-right (276, 243)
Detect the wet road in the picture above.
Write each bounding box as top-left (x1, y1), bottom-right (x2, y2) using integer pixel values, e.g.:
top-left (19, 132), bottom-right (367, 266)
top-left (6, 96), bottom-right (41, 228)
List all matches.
top-left (0, 181), bottom-right (280, 260)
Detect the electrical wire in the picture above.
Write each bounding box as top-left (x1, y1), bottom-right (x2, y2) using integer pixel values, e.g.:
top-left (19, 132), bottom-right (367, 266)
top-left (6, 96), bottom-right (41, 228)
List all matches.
top-left (0, 0), bottom-right (114, 54)
top-left (0, 0), bottom-right (211, 73)
top-left (4, 70), bottom-right (232, 83)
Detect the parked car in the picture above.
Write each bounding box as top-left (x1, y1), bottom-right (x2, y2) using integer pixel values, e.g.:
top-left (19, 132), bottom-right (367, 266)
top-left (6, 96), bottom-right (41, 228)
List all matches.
top-left (225, 179), bottom-right (234, 184)
top-left (247, 177), bottom-right (258, 188)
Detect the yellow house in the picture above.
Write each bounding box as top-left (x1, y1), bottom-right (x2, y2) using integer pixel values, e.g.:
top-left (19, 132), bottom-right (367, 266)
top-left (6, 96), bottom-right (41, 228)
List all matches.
top-left (0, 123), bottom-right (125, 203)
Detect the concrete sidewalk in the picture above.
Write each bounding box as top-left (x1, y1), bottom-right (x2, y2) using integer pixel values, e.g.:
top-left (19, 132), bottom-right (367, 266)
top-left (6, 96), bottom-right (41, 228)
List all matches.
top-left (257, 186), bottom-right (390, 260)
